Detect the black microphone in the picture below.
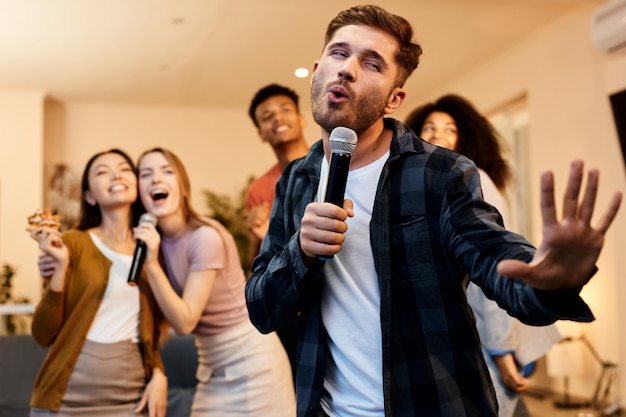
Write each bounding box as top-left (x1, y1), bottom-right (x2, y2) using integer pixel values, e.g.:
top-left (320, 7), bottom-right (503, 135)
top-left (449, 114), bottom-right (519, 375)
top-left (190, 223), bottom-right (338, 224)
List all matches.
top-left (127, 212), bottom-right (158, 286)
top-left (319, 126), bottom-right (358, 260)
top-left (325, 126), bottom-right (358, 205)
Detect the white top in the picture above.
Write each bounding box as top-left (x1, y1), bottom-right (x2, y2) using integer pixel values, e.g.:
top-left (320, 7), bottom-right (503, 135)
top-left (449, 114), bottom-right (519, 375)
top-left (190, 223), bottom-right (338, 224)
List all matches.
top-left (86, 232), bottom-right (140, 343)
top-left (466, 170), bottom-right (561, 417)
top-left (318, 150), bottom-right (389, 416)
top-left (476, 169), bottom-right (510, 225)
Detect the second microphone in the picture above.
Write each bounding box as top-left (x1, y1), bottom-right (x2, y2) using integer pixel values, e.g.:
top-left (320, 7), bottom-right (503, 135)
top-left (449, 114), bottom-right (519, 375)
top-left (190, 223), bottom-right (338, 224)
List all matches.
top-left (128, 212), bottom-right (158, 286)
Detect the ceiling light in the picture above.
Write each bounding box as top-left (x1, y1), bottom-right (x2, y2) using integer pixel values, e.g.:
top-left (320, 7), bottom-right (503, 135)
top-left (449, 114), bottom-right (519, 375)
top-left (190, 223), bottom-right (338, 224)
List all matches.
top-left (294, 68), bottom-right (309, 78)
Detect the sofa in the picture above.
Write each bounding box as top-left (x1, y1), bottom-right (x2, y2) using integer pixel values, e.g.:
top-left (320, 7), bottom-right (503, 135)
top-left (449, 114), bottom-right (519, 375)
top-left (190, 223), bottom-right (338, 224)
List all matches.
top-left (159, 333), bottom-right (199, 416)
top-left (0, 333), bottom-right (198, 417)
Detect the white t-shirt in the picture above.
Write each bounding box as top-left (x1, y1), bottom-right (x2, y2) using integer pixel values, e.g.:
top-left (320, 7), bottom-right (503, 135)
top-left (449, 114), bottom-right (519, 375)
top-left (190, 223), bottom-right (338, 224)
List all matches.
top-left (317, 151), bottom-right (389, 416)
top-left (87, 232), bottom-right (140, 343)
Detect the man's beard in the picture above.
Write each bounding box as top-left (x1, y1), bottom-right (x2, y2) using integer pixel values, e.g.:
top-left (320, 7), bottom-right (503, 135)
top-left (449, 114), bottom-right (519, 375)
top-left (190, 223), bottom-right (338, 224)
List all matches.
top-left (311, 76), bottom-right (389, 135)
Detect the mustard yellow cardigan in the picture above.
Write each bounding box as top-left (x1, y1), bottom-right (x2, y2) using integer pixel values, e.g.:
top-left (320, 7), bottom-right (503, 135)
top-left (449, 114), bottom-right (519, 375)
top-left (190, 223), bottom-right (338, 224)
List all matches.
top-left (29, 229), bottom-right (164, 411)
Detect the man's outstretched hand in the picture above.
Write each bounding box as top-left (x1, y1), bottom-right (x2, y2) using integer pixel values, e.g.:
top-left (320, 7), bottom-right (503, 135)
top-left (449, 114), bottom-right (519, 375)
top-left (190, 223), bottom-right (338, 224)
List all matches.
top-left (497, 160), bottom-right (622, 290)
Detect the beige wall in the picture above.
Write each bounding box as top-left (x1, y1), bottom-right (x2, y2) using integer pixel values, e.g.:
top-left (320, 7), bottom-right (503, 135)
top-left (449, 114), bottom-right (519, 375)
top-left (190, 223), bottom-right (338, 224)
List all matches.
top-left (3, 94), bottom-right (322, 308)
top-left (0, 90), bottom-right (46, 305)
top-left (43, 99), bottom-right (321, 209)
top-left (1, 0), bottom-right (625, 407)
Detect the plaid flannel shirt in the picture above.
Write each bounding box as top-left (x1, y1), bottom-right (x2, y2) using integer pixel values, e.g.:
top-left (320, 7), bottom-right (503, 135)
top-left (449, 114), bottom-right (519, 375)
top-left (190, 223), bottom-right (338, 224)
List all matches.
top-left (246, 118), bottom-right (593, 417)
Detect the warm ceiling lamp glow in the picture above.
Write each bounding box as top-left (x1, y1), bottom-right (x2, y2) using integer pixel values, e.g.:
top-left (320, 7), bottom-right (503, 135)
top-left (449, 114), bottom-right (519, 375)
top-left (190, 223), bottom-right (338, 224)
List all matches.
top-left (295, 68), bottom-right (309, 78)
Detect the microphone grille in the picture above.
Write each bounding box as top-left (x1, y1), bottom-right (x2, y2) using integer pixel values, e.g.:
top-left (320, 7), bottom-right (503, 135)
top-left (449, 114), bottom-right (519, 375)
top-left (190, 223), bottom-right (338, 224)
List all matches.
top-left (329, 127), bottom-right (358, 154)
top-left (139, 212), bottom-right (158, 226)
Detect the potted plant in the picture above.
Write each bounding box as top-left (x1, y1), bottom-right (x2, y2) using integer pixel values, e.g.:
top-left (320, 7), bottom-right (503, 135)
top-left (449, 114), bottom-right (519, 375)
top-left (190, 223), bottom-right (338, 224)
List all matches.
top-left (0, 263), bottom-right (30, 334)
top-left (204, 176), bottom-right (254, 277)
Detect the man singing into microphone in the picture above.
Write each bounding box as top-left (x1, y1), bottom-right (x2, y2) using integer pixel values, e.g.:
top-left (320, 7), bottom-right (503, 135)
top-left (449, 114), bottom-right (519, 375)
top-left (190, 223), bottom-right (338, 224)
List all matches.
top-left (244, 5), bottom-right (622, 417)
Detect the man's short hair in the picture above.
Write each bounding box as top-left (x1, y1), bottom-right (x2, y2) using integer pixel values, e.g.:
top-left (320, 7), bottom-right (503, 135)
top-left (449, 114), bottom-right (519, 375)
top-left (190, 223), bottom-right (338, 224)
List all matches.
top-left (324, 5), bottom-right (422, 87)
top-left (248, 84), bottom-right (300, 128)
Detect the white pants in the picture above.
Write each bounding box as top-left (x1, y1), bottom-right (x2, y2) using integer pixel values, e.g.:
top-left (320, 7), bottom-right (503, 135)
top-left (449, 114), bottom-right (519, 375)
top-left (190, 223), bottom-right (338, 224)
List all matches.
top-left (192, 319), bottom-right (296, 417)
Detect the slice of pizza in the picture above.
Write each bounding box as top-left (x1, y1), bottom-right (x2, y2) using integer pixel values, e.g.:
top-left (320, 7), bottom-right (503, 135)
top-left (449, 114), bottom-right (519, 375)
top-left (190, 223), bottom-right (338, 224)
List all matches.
top-left (26, 209), bottom-right (62, 232)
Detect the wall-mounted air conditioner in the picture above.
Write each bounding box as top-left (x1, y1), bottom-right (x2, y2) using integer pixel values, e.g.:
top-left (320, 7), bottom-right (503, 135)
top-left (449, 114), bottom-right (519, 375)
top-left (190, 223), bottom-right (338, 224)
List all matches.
top-left (591, 0), bottom-right (626, 53)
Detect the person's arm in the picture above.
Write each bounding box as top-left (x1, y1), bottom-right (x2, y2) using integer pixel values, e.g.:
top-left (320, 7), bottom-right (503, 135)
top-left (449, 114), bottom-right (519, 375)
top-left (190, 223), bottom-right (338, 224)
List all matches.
top-left (137, 224), bottom-right (216, 336)
top-left (247, 233), bottom-right (262, 268)
top-left (444, 159), bottom-right (621, 324)
top-left (30, 228), bottom-right (70, 346)
top-left (30, 228), bottom-right (68, 291)
top-left (246, 223), bottom-right (320, 333)
top-left (246, 163), bottom-right (330, 333)
top-left (146, 267), bottom-right (216, 336)
top-left (246, 202), bottom-right (271, 267)
top-left (37, 253), bottom-right (56, 278)
top-left (467, 283), bottom-right (528, 392)
top-left (135, 274), bottom-right (169, 417)
top-left (493, 353), bottom-right (528, 393)
top-left (298, 200), bottom-right (354, 263)
top-left (134, 367), bottom-right (168, 417)
top-left (467, 283), bottom-right (516, 351)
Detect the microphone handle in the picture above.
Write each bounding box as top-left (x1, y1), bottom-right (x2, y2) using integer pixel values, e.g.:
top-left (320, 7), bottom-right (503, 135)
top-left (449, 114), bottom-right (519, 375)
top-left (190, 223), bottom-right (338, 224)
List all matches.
top-left (325, 152), bottom-right (351, 206)
top-left (127, 241), bottom-right (147, 286)
top-left (320, 152), bottom-right (351, 260)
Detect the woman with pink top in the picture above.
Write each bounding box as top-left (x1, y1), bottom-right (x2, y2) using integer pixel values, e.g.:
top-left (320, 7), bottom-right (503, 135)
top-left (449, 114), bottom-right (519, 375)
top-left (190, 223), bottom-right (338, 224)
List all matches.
top-left (133, 147), bottom-right (295, 417)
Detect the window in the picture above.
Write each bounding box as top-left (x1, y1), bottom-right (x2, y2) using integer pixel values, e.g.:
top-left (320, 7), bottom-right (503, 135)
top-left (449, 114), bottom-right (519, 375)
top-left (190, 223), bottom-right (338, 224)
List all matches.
top-left (488, 96), bottom-right (533, 242)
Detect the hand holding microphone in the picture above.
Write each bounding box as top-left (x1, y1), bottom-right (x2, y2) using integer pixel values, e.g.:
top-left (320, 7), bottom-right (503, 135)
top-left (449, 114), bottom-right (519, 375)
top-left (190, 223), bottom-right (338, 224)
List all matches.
top-left (128, 212), bottom-right (158, 286)
top-left (317, 127), bottom-right (358, 260)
